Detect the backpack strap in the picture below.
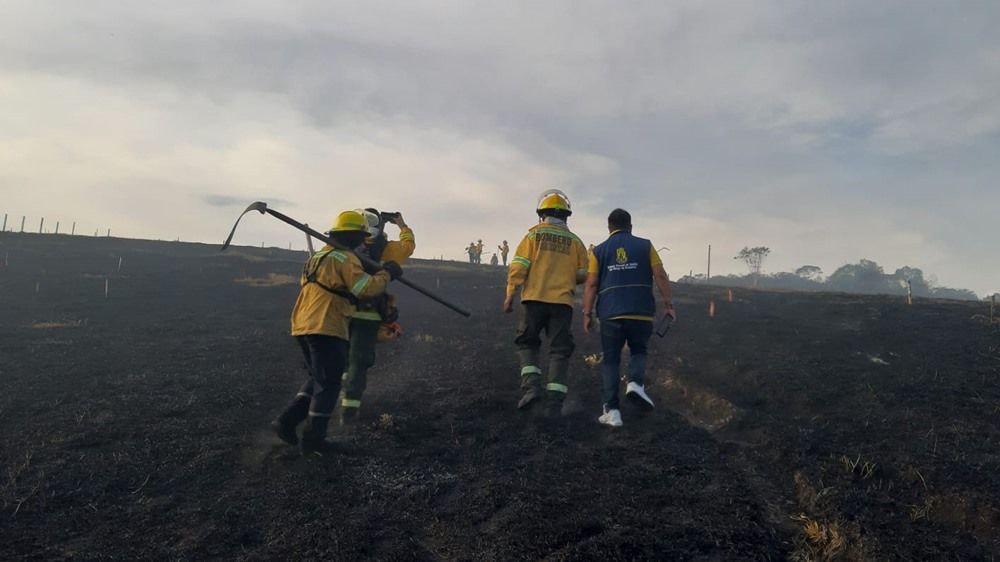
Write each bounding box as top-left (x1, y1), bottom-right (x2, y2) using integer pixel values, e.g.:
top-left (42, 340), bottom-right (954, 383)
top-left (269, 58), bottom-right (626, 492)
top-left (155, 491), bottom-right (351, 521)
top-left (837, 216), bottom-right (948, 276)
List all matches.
top-left (303, 251), bottom-right (359, 305)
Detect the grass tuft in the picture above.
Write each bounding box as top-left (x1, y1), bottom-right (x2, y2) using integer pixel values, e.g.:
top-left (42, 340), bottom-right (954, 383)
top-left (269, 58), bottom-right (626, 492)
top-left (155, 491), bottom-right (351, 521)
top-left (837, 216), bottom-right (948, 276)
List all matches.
top-left (31, 319), bottom-right (87, 329)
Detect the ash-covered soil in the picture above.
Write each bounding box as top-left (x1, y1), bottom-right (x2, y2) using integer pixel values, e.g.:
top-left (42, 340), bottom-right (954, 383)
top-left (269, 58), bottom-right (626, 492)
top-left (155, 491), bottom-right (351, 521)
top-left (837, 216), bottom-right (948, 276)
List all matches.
top-left (1, 233), bottom-right (998, 561)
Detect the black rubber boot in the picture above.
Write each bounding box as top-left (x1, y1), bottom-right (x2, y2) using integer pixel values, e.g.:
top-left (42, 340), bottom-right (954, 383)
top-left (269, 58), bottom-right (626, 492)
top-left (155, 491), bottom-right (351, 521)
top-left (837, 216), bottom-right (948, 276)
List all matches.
top-left (517, 378), bottom-right (543, 411)
top-left (271, 396), bottom-right (310, 445)
top-left (300, 415), bottom-right (334, 456)
top-left (339, 406), bottom-right (360, 426)
top-left (544, 390), bottom-right (565, 417)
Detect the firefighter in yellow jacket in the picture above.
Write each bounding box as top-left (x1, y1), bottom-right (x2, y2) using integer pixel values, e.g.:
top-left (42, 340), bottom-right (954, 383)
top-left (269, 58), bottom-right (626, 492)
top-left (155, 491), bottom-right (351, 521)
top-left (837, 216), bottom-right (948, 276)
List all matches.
top-left (339, 209), bottom-right (416, 424)
top-left (271, 210), bottom-right (403, 454)
top-left (503, 190), bottom-right (589, 415)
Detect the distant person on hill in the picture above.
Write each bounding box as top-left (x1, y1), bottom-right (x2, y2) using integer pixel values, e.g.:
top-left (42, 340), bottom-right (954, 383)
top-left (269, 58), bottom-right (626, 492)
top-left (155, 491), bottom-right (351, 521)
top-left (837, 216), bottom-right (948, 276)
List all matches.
top-left (582, 208), bottom-right (675, 428)
top-left (490, 252), bottom-right (499, 266)
top-left (339, 209), bottom-right (415, 426)
top-left (271, 211), bottom-right (402, 454)
top-left (498, 240), bottom-right (510, 266)
top-left (466, 242), bottom-right (477, 264)
top-left (504, 189), bottom-right (589, 416)
top-left (475, 240), bottom-right (485, 264)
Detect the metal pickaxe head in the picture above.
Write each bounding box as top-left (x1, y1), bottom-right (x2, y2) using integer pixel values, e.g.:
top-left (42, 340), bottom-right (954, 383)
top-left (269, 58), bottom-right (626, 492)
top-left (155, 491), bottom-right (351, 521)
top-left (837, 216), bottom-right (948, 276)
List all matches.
top-left (221, 201), bottom-right (269, 251)
top-left (244, 201), bottom-right (268, 215)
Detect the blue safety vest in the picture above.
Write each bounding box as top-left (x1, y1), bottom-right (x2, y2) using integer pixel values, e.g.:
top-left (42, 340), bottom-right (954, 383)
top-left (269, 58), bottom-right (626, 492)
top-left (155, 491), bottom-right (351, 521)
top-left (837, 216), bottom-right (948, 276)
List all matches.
top-left (593, 231), bottom-right (655, 320)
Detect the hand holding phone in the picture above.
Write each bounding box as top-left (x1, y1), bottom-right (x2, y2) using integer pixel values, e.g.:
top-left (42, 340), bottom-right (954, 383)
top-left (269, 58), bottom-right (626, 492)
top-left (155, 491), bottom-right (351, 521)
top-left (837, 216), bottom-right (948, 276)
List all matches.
top-left (655, 312), bottom-right (673, 337)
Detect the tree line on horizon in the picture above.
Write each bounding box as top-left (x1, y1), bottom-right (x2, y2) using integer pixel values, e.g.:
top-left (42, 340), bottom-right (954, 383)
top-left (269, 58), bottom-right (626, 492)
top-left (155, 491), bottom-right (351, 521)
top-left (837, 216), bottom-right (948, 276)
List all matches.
top-left (679, 247), bottom-right (981, 301)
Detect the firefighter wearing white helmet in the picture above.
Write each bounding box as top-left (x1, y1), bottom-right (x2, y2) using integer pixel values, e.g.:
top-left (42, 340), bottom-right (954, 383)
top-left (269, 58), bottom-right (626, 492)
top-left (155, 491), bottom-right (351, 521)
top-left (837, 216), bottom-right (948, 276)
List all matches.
top-left (272, 210), bottom-right (403, 454)
top-left (339, 208), bottom-right (416, 425)
top-left (503, 190), bottom-right (589, 415)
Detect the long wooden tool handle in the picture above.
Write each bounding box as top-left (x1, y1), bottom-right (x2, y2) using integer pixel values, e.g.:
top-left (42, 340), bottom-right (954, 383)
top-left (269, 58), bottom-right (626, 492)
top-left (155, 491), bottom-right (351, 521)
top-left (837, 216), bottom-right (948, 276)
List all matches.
top-left (263, 207), bottom-right (472, 318)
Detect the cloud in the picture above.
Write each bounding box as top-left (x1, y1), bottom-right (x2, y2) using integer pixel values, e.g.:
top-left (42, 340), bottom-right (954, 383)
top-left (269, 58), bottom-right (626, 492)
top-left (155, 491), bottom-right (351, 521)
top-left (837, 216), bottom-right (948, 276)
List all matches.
top-left (202, 194), bottom-right (294, 208)
top-left (0, 72), bottom-right (616, 252)
top-left (203, 195), bottom-right (249, 208)
top-left (4, 1), bottom-right (999, 153)
top-left (1, 1), bottom-right (999, 295)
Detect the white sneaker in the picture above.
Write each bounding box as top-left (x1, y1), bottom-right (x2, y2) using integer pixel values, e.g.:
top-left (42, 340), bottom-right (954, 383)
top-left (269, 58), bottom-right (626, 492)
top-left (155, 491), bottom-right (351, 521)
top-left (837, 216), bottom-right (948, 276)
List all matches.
top-left (625, 382), bottom-right (655, 411)
top-left (598, 408), bottom-right (623, 427)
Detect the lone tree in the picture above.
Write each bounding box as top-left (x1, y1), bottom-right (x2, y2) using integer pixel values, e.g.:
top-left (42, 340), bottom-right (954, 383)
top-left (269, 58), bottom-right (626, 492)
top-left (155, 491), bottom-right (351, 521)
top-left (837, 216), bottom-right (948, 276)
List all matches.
top-left (734, 246), bottom-right (771, 287)
top-left (794, 265), bottom-right (823, 282)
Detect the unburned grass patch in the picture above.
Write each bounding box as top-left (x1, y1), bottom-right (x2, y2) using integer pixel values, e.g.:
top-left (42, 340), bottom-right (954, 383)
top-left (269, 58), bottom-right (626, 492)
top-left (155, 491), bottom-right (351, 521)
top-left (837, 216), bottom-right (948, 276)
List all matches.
top-left (792, 515), bottom-right (846, 561)
top-left (791, 472), bottom-right (879, 561)
top-left (377, 413), bottom-right (396, 431)
top-left (31, 319), bottom-right (87, 329)
top-left (224, 251), bottom-right (275, 263)
top-left (412, 333), bottom-right (443, 344)
top-left (657, 371), bottom-right (741, 432)
top-left (234, 273), bottom-right (298, 287)
top-left (841, 455), bottom-right (878, 480)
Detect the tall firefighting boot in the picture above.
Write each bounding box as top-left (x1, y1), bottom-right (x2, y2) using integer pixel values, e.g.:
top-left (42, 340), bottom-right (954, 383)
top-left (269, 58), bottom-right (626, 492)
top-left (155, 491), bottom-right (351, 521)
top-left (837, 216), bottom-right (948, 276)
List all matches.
top-left (339, 398), bottom-right (361, 426)
top-left (517, 348), bottom-right (543, 410)
top-left (271, 394), bottom-right (310, 445)
top-left (544, 389), bottom-right (566, 417)
top-left (518, 376), bottom-right (543, 410)
top-left (544, 354), bottom-right (570, 417)
top-left (300, 414), bottom-right (334, 455)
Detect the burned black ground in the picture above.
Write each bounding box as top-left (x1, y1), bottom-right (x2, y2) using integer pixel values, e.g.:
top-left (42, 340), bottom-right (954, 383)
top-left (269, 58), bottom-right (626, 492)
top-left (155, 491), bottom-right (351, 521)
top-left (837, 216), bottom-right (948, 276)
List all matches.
top-left (1, 234), bottom-right (998, 561)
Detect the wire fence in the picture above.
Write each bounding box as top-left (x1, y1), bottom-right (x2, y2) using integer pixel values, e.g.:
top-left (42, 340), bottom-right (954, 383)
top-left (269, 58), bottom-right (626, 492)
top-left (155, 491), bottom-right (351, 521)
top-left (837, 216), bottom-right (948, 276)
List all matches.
top-left (2, 213), bottom-right (112, 237)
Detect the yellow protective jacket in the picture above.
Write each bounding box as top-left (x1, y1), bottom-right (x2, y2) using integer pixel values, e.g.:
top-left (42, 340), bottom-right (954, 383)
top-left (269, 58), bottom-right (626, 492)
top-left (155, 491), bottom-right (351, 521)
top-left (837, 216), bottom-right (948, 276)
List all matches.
top-left (380, 227), bottom-right (416, 265)
top-left (291, 246), bottom-right (391, 339)
top-left (506, 222), bottom-right (588, 306)
top-left (352, 227), bottom-right (415, 321)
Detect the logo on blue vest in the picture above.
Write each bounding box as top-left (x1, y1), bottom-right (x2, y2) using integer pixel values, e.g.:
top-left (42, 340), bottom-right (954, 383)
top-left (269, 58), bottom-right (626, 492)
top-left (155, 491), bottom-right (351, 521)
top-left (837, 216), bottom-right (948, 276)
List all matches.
top-left (615, 247), bottom-right (627, 264)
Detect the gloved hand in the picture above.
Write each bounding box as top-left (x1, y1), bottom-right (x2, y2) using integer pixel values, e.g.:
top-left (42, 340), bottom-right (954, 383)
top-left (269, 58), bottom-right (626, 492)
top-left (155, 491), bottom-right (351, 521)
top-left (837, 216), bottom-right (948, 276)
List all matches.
top-left (382, 261), bottom-right (403, 280)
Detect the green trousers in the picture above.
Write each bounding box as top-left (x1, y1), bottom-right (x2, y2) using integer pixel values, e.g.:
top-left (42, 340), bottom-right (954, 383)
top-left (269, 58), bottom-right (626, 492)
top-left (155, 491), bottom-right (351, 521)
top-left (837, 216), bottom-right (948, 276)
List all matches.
top-left (341, 317), bottom-right (381, 411)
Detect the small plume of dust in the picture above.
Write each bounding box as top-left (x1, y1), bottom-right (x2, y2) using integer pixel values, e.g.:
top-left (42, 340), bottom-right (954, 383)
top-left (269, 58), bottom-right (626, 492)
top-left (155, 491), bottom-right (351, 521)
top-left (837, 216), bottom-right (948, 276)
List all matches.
top-left (239, 430), bottom-right (296, 466)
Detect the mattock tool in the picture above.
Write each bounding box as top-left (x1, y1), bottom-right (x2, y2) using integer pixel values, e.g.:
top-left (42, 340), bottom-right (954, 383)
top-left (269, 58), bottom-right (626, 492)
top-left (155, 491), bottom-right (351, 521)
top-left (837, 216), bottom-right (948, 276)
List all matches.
top-left (222, 201), bottom-right (472, 318)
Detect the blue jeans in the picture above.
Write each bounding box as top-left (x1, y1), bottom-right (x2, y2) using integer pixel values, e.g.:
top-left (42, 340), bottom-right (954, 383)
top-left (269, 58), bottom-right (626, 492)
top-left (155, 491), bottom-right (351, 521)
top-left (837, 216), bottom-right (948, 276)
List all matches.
top-left (600, 319), bottom-right (653, 410)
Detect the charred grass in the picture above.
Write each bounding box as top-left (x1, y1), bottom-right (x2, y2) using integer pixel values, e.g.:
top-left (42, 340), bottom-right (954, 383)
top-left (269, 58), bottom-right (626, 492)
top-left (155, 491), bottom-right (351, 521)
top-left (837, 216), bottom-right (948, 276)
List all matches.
top-left (1, 233), bottom-right (998, 560)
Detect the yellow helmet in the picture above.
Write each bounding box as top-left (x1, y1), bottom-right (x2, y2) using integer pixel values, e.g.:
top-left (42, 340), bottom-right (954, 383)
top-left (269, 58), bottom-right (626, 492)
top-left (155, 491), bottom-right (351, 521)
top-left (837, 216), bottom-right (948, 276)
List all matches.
top-left (536, 189), bottom-right (572, 215)
top-left (330, 210), bottom-right (368, 232)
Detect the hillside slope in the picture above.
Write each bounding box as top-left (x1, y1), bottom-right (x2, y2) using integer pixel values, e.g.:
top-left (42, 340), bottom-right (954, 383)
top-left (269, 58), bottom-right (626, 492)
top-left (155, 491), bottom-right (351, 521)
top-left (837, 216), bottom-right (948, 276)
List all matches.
top-left (1, 233), bottom-right (998, 560)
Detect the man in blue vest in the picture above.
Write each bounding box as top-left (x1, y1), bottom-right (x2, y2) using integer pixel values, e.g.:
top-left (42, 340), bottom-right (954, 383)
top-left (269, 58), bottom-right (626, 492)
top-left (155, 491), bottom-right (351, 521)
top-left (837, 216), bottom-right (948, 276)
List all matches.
top-left (582, 208), bottom-right (676, 427)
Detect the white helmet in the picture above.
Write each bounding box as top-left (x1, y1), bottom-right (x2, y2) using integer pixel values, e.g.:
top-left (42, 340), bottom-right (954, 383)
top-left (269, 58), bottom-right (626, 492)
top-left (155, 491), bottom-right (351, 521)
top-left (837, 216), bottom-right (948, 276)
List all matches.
top-left (354, 208), bottom-right (381, 238)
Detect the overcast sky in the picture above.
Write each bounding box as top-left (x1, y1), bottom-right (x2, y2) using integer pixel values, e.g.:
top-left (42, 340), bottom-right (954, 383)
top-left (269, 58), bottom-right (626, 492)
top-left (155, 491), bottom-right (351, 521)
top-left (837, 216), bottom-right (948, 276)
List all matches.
top-left (1, 1), bottom-right (998, 295)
